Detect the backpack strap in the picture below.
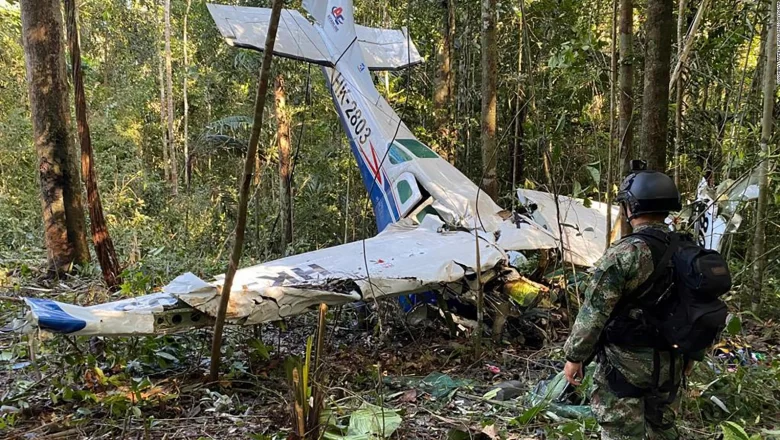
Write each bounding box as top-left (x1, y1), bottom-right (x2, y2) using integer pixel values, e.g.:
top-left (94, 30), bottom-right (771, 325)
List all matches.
top-left (583, 229), bottom-right (679, 366)
top-left (626, 229), bottom-right (680, 302)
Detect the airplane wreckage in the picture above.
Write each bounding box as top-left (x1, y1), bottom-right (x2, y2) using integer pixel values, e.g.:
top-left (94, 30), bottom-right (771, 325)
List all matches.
top-left (5, 0), bottom-right (762, 340)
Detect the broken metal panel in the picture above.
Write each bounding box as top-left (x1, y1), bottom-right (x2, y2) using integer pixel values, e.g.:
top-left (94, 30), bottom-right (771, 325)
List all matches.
top-left (22, 292), bottom-right (183, 336)
top-left (517, 189), bottom-right (620, 267)
top-left (355, 25), bottom-right (423, 70)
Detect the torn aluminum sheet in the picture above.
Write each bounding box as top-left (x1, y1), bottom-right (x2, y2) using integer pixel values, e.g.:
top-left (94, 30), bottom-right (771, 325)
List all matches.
top-left (515, 189), bottom-right (620, 267)
top-left (14, 219), bottom-right (510, 336)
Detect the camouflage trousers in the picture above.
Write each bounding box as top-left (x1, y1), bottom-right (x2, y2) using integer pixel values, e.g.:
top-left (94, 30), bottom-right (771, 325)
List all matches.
top-left (590, 361), bottom-right (680, 440)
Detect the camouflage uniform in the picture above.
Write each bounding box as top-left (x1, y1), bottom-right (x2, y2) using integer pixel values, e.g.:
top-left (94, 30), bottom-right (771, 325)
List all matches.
top-left (564, 223), bottom-right (684, 439)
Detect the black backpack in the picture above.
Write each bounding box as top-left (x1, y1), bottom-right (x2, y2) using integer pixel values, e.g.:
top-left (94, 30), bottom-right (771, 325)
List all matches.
top-left (614, 228), bottom-right (732, 359)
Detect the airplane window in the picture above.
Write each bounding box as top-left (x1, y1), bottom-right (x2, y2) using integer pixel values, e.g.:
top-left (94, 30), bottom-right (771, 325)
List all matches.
top-left (395, 139), bottom-right (439, 159)
top-left (388, 143), bottom-right (412, 164)
top-left (397, 179), bottom-right (413, 203)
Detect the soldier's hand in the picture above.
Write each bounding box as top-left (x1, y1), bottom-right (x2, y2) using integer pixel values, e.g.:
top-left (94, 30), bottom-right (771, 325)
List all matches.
top-left (564, 361), bottom-right (584, 386)
top-left (684, 359), bottom-right (695, 377)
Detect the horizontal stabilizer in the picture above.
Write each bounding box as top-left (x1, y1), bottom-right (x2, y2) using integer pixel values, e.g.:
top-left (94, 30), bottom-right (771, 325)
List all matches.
top-left (207, 4), bottom-right (422, 70)
top-left (207, 4), bottom-right (332, 66)
top-left (356, 25), bottom-right (422, 71)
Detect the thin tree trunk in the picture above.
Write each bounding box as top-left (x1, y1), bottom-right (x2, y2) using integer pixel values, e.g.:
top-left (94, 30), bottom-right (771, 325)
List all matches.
top-left (165, 0), bottom-right (178, 195)
top-left (64, 0), bottom-right (121, 289)
top-left (674, 0), bottom-right (686, 187)
top-left (641, 0), bottom-right (674, 172)
top-left (480, 0), bottom-right (498, 200)
top-left (20, 0), bottom-right (90, 273)
top-left (618, 0), bottom-right (634, 176)
top-left (607, 0), bottom-right (618, 247)
top-left (434, 0), bottom-right (456, 163)
top-left (183, 0), bottom-right (191, 187)
top-left (512, 9), bottom-right (526, 190)
top-left (752, 0), bottom-right (776, 312)
top-left (275, 75), bottom-right (293, 256)
top-left (669, 0), bottom-right (711, 91)
top-left (210, 0), bottom-right (284, 382)
top-left (158, 23), bottom-right (169, 182)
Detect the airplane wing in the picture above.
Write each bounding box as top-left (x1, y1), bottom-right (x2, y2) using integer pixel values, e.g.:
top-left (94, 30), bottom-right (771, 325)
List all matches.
top-left (515, 189), bottom-right (620, 267)
top-left (13, 218), bottom-right (509, 336)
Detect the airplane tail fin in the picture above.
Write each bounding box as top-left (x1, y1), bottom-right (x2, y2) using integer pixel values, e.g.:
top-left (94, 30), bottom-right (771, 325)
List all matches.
top-left (303, 0), bottom-right (357, 58)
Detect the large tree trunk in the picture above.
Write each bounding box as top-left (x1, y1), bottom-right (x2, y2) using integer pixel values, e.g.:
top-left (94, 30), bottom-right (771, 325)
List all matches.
top-left (752, 0), bottom-right (776, 312)
top-left (607, 0), bottom-right (618, 246)
top-left (275, 75), bottom-right (293, 256)
top-left (64, 0), bottom-right (121, 289)
top-left (20, 0), bottom-right (90, 273)
top-left (673, 0), bottom-right (686, 186)
top-left (434, 0), bottom-right (456, 163)
top-left (641, 0), bottom-right (674, 172)
top-left (183, 0), bottom-right (191, 188)
top-left (210, 0), bottom-right (284, 382)
top-left (480, 0), bottom-right (498, 200)
top-left (618, 0), bottom-right (634, 176)
top-left (165, 0), bottom-right (178, 195)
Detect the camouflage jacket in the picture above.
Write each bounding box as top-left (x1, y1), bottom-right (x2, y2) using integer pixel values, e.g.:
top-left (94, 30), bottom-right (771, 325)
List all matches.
top-left (563, 222), bottom-right (683, 387)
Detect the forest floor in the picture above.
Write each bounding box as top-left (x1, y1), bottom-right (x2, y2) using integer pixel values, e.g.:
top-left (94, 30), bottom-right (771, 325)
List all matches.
top-left (1, 268), bottom-right (780, 439)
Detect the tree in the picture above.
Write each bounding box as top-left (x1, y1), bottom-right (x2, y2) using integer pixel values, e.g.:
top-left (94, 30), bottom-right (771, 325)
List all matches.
top-left (752, 0), bottom-right (776, 312)
top-left (275, 75), bottom-right (293, 255)
top-left (210, 0), bottom-right (284, 382)
top-left (480, 0), bottom-right (498, 200)
top-left (511, 5), bottom-right (527, 188)
top-left (64, 0), bottom-right (122, 289)
top-left (618, 0), bottom-right (634, 176)
top-left (183, 0), bottom-right (192, 187)
top-left (20, 0), bottom-right (90, 273)
top-left (641, 0), bottom-right (674, 172)
top-left (165, 0), bottom-right (178, 195)
top-left (158, 12), bottom-right (169, 182)
top-left (434, 0), bottom-right (456, 163)
top-left (673, 0), bottom-right (686, 186)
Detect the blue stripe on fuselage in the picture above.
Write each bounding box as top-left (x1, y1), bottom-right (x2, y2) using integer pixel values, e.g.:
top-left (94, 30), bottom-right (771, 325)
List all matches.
top-left (322, 67), bottom-right (398, 232)
top-left (26, 298), bottom-right (87, 334)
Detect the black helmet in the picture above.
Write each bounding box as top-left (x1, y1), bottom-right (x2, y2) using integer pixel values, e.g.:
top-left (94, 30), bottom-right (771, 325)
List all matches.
top-left (616, 171), bottom-right (681, 219)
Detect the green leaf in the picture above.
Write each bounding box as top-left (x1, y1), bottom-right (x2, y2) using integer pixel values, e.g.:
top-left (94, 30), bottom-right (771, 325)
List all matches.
top-left (585, 166), bottom-right (600, 185)
top-left (726, 314), bottom-right (742, 336)
top-left (132, 406), bottom-right (142, 418)
top-left (721, 422), bottom-right (750, 440)
top-left (155, 351), bottom-right (178, 362)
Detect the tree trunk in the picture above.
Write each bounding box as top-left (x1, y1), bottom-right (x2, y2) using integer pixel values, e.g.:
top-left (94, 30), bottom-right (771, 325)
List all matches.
top-left (511, 9), bottom-right (526, 189)
top-left (183, 0), bottom-right (191, 188)
top-left (641, 0), bottom-right (674, 172)
top-left (158, 26), bottom-right (169, 182)
top-left (752, 0), bottom-right (776, 312)
top-left (64, 0), bottom-right (121, 289)
top-left (434, 0), bottom-right (456, 163)
top-left (618, 0), bottom-right (634, 176)
top-left (480, 0), bottom-right (498, 200)
top-left (607, 0), bottom-right (618, 246)
top-left (165, 0), bottom-right (178, 195)
top-left (673, 0), bottom-right (686, 186)
top-left (20, 0), bottom-right (90, 273)
top-left (275, 75), bottom-right (293, 256)
top-left (669, 0), bottom-right (711, 91)
top-left (210, 0), bottom-right (284, 382)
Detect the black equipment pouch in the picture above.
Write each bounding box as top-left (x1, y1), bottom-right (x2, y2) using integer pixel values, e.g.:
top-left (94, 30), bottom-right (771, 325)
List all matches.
top-left (603, 361), bottom-right (646, 398)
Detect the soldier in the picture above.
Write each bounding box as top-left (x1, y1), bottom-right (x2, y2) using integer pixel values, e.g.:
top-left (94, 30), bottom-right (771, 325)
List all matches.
top-left (562, 167), bottom-right (693, 439)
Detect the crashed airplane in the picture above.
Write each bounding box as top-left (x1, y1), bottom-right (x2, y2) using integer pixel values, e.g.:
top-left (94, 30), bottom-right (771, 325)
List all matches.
top-left (7, 0), bottom-right (759, 337)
